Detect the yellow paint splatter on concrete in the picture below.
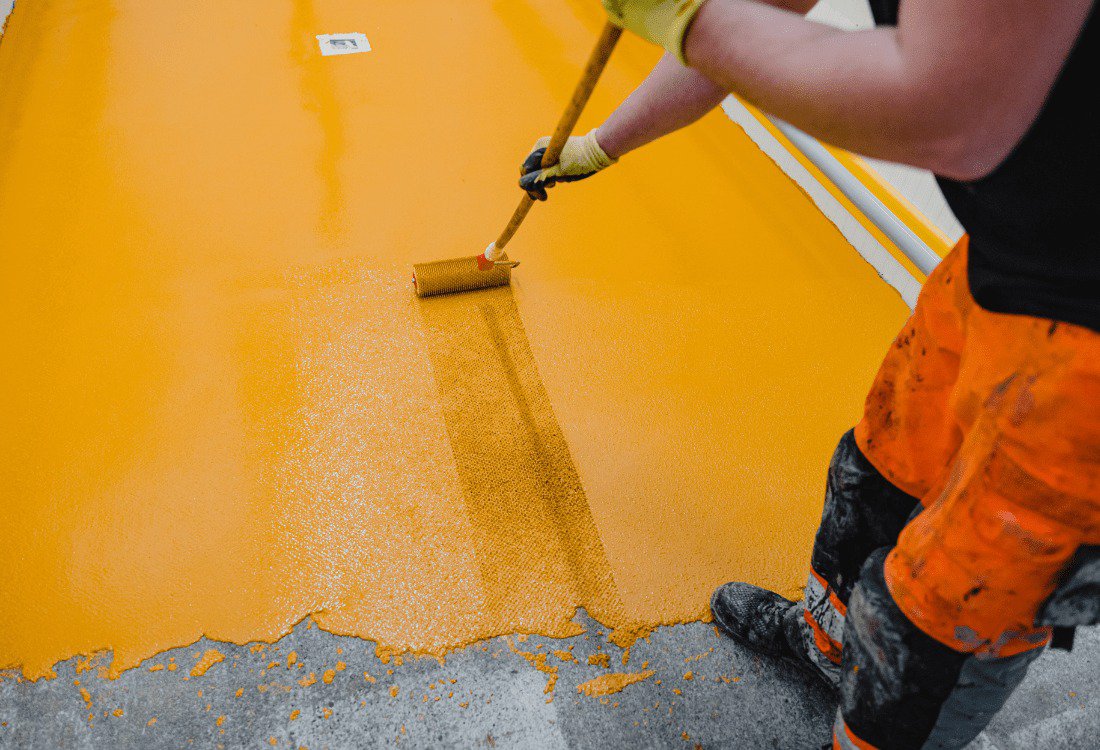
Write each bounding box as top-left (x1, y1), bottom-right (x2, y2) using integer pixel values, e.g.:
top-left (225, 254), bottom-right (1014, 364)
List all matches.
top-left (335, 661), bottom-right (346, 672)
top-left (685, 648), bottom-right (714, 663)
top-left (235, 688), bottom-right (244, 698)
top-left (363, 672), bottom-right (376, 684)
top-left (216, 715), bottom-right (226, 727)
top-left (112, 709), bottom-right (123, 718)
top-left (289, 709), bottom-right (300, 721)
top-left (588, 654), bottom-right (610, 669)
top-left (148, 664), bottom-right (163, 672)
top-left (683, 671), bottom-right (694, 681)
top-left (322, 669), bottom-right (336, 685)
top-left (0, 0), bottom-right (911, 681)
top-left (507, 638), bottom-right (558, 696)
top-left (298, 673), bottom-right (316, 688)
top-left (147, 717), bottom-right (157, 727)
top-left (286, 652), bottom-right (297, 668)
top-left (322, 708), bottom-right (332, 719)
top-left (190, 650), bottom-right (225, 678)
top-left (79, 688), bottom-right (92, 707)
top-left (389, 686), bottom-right (399, 698)
top-left (577, 670), bottom-right (655, 697)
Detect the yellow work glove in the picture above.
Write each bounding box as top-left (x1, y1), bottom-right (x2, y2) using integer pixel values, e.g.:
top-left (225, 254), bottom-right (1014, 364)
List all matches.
top-left (601, 0), bottom-right (709, 64)
top-left (518, 129), bottom-right (617, 201)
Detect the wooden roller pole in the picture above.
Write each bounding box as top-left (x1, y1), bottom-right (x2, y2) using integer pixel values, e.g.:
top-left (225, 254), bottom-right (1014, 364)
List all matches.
top-left (490, 22), bottom-right (623, 256)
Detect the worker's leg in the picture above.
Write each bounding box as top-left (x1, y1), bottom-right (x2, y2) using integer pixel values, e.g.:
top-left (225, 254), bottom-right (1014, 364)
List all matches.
top-left (834, 444), bottom-right (1094, 748)
top-left (834, 549), bottom-right (1045, 750)
top-left (713, 243), bottom-right (969, 683)
top-left (835, 274), bottom-right (1100, 749)
top-left (784, 429), bottom-right (920, 686)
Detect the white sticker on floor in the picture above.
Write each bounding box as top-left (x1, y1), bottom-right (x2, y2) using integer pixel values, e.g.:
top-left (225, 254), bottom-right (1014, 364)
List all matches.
top-left (316, 33), bottom-right (371, 56)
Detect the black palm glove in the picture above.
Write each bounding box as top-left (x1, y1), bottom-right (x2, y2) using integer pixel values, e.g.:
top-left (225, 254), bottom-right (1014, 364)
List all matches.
top-left (518, 129), bottom-right (617, 201)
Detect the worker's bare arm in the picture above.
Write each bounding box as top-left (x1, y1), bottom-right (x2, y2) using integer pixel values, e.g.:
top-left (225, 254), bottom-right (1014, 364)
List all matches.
top-left (595, 0), bottom-right (817, 159)
top-left (595, 53), bottom-right (725, 159)
top-left (684, 0), bottom-right (1093, 180)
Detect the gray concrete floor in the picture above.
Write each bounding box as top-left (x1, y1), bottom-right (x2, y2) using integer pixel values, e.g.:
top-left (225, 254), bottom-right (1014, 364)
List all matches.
top-left (1, 612), bottom-right (1095, 749)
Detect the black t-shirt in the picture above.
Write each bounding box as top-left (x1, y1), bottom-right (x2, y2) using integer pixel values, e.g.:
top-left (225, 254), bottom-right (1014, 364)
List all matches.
top-left (869, 0), bottom-right (1099, 332)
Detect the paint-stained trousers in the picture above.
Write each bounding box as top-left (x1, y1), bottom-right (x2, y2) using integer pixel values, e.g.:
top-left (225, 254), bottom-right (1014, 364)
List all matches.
top-left (791, 238), bottom-right (1100, 750)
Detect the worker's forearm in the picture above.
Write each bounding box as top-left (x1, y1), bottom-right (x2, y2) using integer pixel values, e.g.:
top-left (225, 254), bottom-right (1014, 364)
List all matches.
top-left (593, 0), bottom-right (817, 160)
top-left (681, 0), bottom-right (960, 173)
top-left (595, 53), bottom-right (726, 159)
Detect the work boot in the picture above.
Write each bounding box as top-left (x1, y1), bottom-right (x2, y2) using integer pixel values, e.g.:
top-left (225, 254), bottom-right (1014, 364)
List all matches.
top-left (711, 582), bottom-right (837, 691)
top-left (710, 582), bottom-right (801, 658)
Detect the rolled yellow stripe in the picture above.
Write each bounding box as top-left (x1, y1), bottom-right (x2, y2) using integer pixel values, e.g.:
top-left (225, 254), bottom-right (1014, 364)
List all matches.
top-left (412, 254), bottom-right (512, 298)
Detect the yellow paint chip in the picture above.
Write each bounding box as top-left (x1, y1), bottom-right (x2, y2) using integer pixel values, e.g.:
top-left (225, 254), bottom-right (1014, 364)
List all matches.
top-left (588, 654), bottom-right (610, 669)
top-left (576, 671), bottom-right (655, 697)
top-left (190, 650), bottom-right (225, 678)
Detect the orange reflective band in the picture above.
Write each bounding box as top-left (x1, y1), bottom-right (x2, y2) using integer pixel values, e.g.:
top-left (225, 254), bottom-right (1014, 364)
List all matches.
top-left (843, 720), bottom-right (879, 750)
top-left (803, 609), bottom-right (843, 665)
top-left (833, 714), bottom-right (881, 750)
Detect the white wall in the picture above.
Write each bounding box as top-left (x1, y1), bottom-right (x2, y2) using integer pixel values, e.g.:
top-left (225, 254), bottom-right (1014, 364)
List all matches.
top-left (808, 0), bottom-right (964, 241)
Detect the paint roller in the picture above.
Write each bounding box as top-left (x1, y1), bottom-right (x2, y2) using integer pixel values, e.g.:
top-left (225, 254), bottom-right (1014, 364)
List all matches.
top-left (412, 23), bottom-right (623, 298)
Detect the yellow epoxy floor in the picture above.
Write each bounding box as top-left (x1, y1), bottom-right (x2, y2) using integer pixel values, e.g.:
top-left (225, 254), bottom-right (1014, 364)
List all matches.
top-left (0, 0), bottom-right (910, 680)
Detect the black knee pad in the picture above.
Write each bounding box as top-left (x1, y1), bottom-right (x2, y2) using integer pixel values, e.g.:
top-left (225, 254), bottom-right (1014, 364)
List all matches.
top-left (841, 549), bottom-right (969, 749)
top-left (841, 550), bottom-right (1040, 750)
top-left (810, 430), bottom-right (919, 602)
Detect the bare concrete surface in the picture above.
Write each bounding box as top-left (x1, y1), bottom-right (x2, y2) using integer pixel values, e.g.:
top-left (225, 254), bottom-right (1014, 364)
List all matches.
top-left (1, 613), bottom-right (1095, 749)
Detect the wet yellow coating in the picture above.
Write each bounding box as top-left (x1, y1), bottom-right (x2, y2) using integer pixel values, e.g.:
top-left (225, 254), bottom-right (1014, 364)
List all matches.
top-left (577, 670), bottom-right (655, 697)
top-left (0, 1), bottom-right (909, 679)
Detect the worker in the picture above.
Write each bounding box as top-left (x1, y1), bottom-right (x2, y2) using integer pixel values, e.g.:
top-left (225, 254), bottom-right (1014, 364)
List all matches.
top-left (518, 1), bottom-right (1100, 747)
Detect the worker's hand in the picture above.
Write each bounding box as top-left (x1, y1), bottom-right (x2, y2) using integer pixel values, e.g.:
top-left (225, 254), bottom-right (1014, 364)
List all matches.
top-left (601, 0), bottom-right (709, 64)
top-left (519, 129), bottom-right (617, 201)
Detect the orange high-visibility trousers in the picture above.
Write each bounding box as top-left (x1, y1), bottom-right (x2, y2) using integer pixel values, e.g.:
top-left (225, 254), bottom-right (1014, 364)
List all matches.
top-left (821, 237), bottom-right (1100, 749)
top-left (858, 237), bottom-right (1100, 657)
